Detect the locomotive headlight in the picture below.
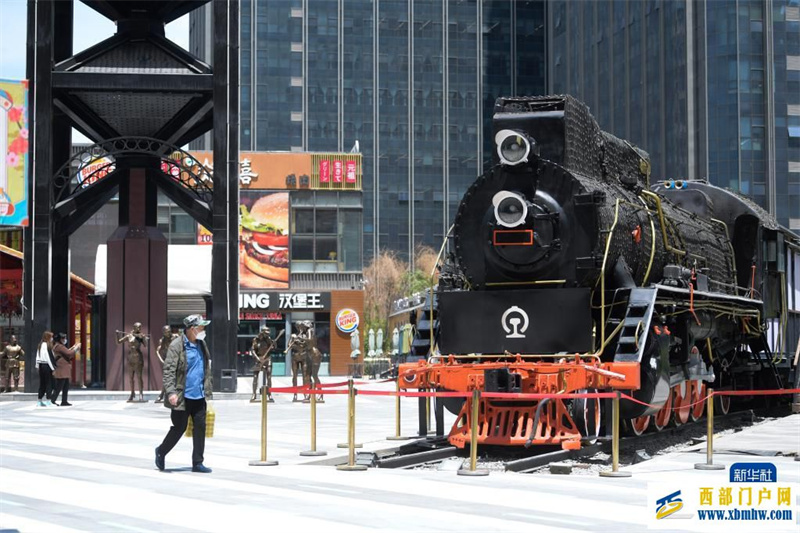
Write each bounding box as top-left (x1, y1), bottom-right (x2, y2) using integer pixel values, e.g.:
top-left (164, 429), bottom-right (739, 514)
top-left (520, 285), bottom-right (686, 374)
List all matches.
top-left (495, 129), bottom-right (534, 166)
top-left (492, 191), bottom-right (528, 228)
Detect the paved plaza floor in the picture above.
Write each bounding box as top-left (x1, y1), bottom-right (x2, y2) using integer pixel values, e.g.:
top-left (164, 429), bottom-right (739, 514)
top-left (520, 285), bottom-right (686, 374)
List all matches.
top-left (1, 378), bottom-right (798, 532)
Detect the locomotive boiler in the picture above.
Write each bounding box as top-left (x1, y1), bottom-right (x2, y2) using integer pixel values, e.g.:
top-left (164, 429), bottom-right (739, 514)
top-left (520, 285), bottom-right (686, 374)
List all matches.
top-left (399, 95), bottom-right (799, 448)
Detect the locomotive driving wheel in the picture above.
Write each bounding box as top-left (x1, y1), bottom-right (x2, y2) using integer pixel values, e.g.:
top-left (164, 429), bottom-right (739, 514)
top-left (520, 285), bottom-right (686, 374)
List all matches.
top-left (652, 390), bottom-right (673, 430)
top-left (671, 382), bottom-right (692, 426)
top-left (571, 389), bottom-right (602, 443)
top-left (690, 381), bottom-right (706, 421)
top-left (625, 415), bottom-right (651, 436)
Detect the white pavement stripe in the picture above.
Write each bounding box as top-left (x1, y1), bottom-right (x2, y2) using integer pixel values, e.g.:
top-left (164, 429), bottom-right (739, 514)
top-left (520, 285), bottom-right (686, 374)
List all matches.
top-left (99, 521), bottom-right (160, 533)
top-left (0, 512), bottom-right (86, 533)
top-left (297, 484), bottom-right (362, 494)
top-left (0, 499), bottom-right (25, 507)
top-left (2, 424), bottom-right (642, 518)
top-left (0, 449), bottom-right (583, 533)
top-left (0, 468), bottom-right (381, 533)
top-left (504, 512), bottom-right (595, 527)
top-left (1, 437), bottom-right (636, 531)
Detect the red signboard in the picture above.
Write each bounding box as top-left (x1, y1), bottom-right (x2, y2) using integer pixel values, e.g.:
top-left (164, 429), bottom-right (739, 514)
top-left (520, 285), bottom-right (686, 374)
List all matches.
top-left (319, 160), bottom-right (330, 183)
top-left (239, 311), bottom-right (284, 321)
top-left (345, 160), bottom-right (357, 183)
top-left (333, 160), bottom-right (343, 183)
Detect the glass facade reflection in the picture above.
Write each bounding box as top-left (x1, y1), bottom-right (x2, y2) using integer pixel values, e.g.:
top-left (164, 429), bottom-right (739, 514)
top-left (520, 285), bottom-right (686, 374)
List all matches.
top-left (548, 0), bottom-right (800, 232)
top-left (191, 0), bottom-right (547, 262)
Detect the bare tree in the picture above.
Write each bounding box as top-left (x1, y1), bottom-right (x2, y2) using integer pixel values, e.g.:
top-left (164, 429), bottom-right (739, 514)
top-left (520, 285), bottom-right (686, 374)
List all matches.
top-left (363, 250), bottom-right (408, 337)
top-left (413, 245), bottom-right (440, 281)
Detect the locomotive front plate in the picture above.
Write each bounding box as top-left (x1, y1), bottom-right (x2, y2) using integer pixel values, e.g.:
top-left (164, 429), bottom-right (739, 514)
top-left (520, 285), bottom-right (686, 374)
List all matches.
top-left (438, 288), bottom-right (592, 355)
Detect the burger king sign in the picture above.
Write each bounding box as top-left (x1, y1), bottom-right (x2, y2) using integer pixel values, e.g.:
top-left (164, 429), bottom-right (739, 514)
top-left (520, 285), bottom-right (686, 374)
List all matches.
top-left (335, 308), bottom-right (360, 334)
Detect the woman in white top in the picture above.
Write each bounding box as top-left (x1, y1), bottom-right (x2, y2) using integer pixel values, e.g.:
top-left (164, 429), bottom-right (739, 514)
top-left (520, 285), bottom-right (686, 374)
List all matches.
top-left (35, 331), bottom-right (55, 407)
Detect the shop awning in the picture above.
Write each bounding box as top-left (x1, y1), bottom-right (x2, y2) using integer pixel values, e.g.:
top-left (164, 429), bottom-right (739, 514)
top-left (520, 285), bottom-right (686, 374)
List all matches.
top-left (94, 244), bottom-right (211, 296)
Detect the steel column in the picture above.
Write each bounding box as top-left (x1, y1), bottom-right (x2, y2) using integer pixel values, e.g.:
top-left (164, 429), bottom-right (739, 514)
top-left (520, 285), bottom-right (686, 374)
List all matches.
top-left (210, 0), bottom-right (239, 390)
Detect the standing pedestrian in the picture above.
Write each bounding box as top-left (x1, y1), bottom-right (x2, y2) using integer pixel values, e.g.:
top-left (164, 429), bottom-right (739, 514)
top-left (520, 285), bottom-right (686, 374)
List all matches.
top-left (35, 331), bottom-right (55, 407)
top-left (51, 333), bottom-right (80, 406)
top-left (154, 314), bottom-right (213, 473)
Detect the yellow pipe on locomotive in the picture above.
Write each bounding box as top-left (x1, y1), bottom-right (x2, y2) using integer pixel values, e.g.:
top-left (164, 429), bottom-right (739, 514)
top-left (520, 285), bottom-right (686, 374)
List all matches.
top-left (598, 199), bottom-right (621, 350)
top-left (640, 190), bottom-right (687, 258)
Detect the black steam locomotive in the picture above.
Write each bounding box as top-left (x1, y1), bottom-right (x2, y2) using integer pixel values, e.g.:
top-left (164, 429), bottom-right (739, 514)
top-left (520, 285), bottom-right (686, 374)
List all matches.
top-left (401, 95), bottom-right (799, 446)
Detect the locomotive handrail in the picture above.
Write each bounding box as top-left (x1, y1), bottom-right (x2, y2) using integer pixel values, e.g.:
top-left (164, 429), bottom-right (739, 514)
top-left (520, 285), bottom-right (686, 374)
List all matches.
top-left (637, 196), bottom-right (657, 285)
top-left (597, 199), bottom-right (621, 349)
top-left (426, 319), bottom-right (626, 365)
top-left (428, 353), bottom-right (603, 364)
top-left (640, 190), bottom-right (687, 258)
top-left (485, 279), bottom-right (567, 287)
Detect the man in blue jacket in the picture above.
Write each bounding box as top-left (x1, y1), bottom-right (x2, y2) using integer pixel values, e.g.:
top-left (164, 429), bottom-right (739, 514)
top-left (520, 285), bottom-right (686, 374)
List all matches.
top-left (155, 314), bottom-right (213, 473)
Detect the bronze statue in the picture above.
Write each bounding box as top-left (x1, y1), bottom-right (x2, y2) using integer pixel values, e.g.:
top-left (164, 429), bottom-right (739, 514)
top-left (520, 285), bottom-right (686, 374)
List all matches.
top-left (287, 332), bottom-right (309, 402)
top-left (116, 322), bottom-right (150, 402)
top-left (287, 321), bottom-right (323, 403)
top-left (1, 336), bottom-right (24, 393)
top-left (250, 326), bottom-right (284, 403)
top-left (155, 325), bottom-right (177, 403)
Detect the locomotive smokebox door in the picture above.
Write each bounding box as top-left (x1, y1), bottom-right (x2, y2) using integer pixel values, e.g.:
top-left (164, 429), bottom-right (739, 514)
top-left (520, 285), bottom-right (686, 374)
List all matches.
top-left (438, 288), bottom-right (592, 354)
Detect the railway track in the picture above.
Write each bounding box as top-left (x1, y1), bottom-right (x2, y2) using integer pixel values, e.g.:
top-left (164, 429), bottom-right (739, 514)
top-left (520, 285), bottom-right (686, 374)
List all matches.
top-left (373, 406), bottom-right (790, 471)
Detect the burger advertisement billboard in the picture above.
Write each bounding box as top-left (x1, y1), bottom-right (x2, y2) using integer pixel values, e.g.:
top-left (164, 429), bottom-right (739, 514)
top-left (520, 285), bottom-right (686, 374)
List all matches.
top-left (239, 191), bottom-right (290, 289)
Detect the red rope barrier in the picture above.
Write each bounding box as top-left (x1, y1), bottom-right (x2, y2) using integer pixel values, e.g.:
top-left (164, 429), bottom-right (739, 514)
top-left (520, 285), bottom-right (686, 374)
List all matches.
top-left (713, 388), bottom-right (800, 397)
top-left (261, 384), bottom-right (800, 401)
top-left (620, 392), bottom-right (712, 411)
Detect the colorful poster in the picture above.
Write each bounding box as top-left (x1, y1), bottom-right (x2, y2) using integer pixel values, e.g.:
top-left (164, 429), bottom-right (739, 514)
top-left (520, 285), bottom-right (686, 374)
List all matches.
top-left (196, 223), bottom-right (213, 245)
top-left (346, 160), bottom-right (357, 183)
top-left (319, 160), bottom-right (330, 183)
top-left (239, 191), bottom-right (290, 289)
top-left (333, 160), bottom-right (343, 183)
top-left (79, 156), bottom-right (116, 188)
top-left (0, 79), bottom-right (29, 226)
top-left (186, 151), bottom-right (360, 190)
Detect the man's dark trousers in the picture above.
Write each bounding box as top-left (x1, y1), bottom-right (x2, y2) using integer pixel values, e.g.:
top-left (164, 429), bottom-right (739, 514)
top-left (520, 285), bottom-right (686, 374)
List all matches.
top-left (158, 398), bottom-right (206, 466)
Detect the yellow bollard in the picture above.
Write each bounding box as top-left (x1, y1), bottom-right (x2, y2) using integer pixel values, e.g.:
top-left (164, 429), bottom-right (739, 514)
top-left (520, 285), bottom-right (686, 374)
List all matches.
top-left (387, 378), bottom-right (412, 440)
top-left (600, 392), bottom-right (631, 477)
top-left (337, 378), bottom-right (367, 471)
top-left (249, 385), bottom-right (279, 466)
top-left (695, 388), bottom-right (724, 470)
top-left (458, 389), bottom-right (489, 476)
top-left (300, 390), bottom-right (327, 456)
top-left (338, 379), bottom-right (363, 448)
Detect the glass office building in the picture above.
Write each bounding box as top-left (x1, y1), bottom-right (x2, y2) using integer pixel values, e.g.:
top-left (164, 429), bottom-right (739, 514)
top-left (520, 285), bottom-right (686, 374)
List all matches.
top-left (190, 0), bottom-right (547, 262)
top-left (548, 0), bottom-right (800, 231)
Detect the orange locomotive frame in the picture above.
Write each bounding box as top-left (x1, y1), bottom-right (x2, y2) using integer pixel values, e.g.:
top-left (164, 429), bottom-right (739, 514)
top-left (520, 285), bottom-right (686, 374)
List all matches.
top-left (399, 354), bottom-right (640, 450)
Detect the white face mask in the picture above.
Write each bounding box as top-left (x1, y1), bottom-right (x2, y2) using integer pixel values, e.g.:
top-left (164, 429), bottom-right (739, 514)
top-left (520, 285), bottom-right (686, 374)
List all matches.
top-left (196, 330), bottom-right (206, 341)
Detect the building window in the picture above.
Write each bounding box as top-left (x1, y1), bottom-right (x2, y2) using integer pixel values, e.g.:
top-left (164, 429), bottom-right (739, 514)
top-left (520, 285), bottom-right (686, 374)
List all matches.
top-left (289, 191), bottom-right (363, 274)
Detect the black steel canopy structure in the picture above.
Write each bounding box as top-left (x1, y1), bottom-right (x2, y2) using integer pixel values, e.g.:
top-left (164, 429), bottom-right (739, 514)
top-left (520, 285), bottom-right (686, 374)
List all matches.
top-left (23, 0), bottom-right (239, 392)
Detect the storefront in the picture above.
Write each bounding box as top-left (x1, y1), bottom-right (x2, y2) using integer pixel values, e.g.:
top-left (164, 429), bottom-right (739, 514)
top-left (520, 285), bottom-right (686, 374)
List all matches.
top-left (237, 289), bottom-right (364, 376)
top-left (0, 243), bottom-right (94, 386)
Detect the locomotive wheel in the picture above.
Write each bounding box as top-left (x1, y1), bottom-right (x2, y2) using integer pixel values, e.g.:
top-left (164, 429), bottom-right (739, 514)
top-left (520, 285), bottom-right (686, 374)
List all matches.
top-left (572, 390), bottom-right (602, 443)
top-left (690, 381), bottom-right (706, 422)
top-left (671, 382), bottom-right (692, 426)
top-left (652, 391), bottom-right (672, 431)
top-left (714, 393), bottom-right (731, 415)
top-left (625, 415), bottom-right (650, 436)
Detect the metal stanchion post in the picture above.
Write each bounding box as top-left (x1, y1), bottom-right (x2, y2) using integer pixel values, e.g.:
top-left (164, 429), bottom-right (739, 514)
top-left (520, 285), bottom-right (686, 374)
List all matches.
top-left (249, 385), bottom-right (278, 466)
top-left (600, 392), bottom-right (631, 478)
top-left (338, 377), bottom-right (363, 448)
top-left (426, 395), bottom-right (433, 434)
top-left (337, 378), bottom-right (367, 471)
top-left (300, 390), bottom-right (327, 456)
top-left (417, 388), bottom-right (428, 436)
top-left (695, 388), bottom-right (724, 470)
top-left (458, 389), bottom-right (489, 476)
top-left (387, 378), bottom-right (411, 440)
